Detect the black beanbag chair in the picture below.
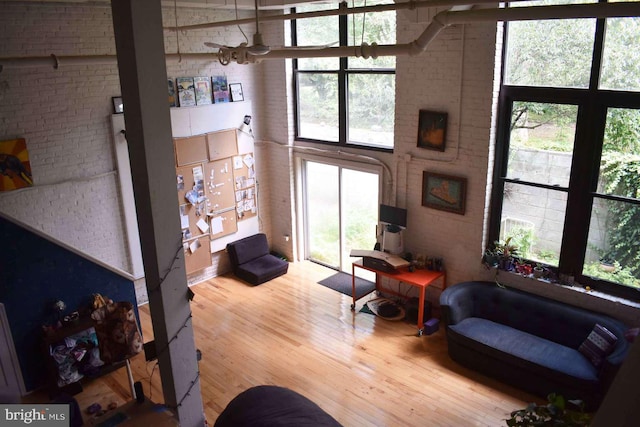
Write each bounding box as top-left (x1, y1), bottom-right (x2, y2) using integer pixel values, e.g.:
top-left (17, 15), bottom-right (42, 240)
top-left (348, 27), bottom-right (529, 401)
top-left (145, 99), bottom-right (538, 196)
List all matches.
top-left (215, 385), bottom-right (343, 427)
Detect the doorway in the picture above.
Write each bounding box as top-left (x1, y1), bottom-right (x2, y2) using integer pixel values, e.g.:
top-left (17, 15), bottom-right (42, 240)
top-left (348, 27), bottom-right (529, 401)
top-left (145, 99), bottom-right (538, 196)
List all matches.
top-left (302, 158), bottom-right (380, 273)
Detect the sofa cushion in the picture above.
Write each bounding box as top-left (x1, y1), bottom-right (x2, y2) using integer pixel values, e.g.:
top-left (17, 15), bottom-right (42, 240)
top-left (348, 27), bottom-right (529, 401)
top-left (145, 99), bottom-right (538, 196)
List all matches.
top-left (227, 233), bottom-right (270, 266)
top-left (579, 324), bottom-right (618, 368)
top-left (235, 254), bottom-right (289, 286)
top-left (450, 317), bottom-right (598, 381)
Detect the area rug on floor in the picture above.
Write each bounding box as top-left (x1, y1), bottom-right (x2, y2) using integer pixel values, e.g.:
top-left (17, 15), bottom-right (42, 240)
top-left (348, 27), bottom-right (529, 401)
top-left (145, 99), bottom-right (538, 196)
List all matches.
top-left (317, 272), bottom-right (375, 299)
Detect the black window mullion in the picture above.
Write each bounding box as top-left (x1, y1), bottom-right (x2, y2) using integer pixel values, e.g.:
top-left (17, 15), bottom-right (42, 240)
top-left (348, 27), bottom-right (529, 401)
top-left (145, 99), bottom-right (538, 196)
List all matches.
top-left (588, 2), bottom-right (607, 91)
top-left (558, 101), bottom-right (605, 280)
top-left (561, 11), bottom-right (607, 283)
top-left (339, 3), bottom-right (348, 144)
top-left (488, 91), bottom-right (513, 243)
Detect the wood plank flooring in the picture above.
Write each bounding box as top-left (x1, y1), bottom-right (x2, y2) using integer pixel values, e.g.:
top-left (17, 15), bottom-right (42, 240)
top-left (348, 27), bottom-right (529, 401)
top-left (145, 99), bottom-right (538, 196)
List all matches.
top-left (64, 261), bottom-right (540, 426)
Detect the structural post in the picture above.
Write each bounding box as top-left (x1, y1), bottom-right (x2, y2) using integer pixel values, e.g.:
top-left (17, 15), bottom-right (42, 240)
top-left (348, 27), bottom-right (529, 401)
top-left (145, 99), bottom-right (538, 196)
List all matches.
top-left (110, 1), bottom-right (204, 425)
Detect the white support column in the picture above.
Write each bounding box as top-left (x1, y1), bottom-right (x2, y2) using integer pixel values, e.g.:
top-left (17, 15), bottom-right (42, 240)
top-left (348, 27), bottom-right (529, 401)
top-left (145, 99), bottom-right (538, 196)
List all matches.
top-left (110, 1), bottom-right (204, 426)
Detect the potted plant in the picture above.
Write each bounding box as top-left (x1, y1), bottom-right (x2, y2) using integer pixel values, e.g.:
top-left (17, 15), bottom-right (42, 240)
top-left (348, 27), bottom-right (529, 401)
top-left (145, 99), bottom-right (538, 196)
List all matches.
top-left (599, 256), bottom-right (616, 273)
top-left (482, 248), bottom-right (499, 268)
top-left (493, 237), bottom-right (519, 271)
top-left (533, 263), bottom-right (545, 278)
top-left (506, 393), bottom-right (592, 426)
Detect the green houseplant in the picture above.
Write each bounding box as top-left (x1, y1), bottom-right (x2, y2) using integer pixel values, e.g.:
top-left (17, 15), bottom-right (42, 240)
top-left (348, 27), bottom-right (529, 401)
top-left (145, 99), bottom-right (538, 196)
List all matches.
top-left (506, 394), bottom-right (592, 426)
top-left (483, 237), bottom-right (520, 271)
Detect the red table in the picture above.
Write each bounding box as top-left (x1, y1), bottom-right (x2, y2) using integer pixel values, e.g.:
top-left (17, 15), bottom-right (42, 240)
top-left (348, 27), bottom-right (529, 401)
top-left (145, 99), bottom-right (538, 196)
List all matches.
top-left (351, 259), bottom-right (446, 330)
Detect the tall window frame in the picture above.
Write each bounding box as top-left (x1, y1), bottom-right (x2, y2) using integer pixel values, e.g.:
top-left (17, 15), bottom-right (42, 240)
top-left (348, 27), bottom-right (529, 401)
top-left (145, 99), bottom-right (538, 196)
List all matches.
top-left (490, 2), bottom-right (640, 301)
top-left (291, 1), bottom-right (396, 151)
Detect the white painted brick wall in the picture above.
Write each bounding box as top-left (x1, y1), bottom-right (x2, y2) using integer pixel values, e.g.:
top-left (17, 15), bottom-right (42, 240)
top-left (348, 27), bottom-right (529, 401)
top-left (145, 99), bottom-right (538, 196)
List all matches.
top-left (254, 11), bottom-right (502, 291)
top-left (0, 3), bottom-right (261, 276)
top-left (1, 3), bottom-right (502, 292)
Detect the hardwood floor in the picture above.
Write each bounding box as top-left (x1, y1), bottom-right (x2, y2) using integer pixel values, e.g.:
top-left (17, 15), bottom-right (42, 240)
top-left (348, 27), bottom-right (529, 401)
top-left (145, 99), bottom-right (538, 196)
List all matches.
top-left (64, 261), bottom-right (539, 426)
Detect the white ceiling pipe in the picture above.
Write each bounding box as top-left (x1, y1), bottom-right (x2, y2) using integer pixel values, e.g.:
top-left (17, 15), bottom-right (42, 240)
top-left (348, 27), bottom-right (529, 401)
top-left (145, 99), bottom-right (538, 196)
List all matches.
top-left (0, 55), bottom-right (118, 69)
top-left (0, 53), bottom-right (221, 71)
top-left (1, 2), bottom-right (639, 70)
top-left (164, 0), bottom-right (513, 32)
top-left (256, 2), bottom-right (640, 62)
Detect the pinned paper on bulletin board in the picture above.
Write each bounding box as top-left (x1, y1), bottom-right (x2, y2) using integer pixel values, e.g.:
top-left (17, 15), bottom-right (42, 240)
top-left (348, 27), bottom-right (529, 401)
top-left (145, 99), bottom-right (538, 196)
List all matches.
top-left (243, 154), bottom-right (254, 168)
top-left (189, 239), bottom-right (201, 253)
top-left (211, 216), bottom-right (224, 234)
top-left (180, 205), bottom-right (189, 229)
top-left (233, 156), bottom-right (243, 170)
top-left (208, 209), bottom-right (237, 239)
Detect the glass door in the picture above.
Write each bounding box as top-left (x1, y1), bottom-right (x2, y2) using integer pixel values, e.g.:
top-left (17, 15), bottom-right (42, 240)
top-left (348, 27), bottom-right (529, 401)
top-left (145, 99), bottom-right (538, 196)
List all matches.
top-left (304, 159), bottom-right (379, 273)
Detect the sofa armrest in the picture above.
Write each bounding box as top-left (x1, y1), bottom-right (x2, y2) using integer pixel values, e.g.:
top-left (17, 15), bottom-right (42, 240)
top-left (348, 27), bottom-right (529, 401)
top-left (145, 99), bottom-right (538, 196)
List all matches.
top-left (440, 281), bottom-right (490, 325)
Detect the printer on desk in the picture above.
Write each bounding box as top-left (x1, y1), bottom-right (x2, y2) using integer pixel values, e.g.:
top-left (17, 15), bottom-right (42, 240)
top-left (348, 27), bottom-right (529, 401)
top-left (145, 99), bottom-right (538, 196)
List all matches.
top-left (350, 249), bottom-right (409, 273)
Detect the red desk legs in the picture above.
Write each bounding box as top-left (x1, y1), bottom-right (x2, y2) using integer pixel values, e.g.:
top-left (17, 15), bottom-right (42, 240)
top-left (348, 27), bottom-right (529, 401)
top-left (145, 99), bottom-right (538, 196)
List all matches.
top-left (351, 263), bottom-right (356, 310)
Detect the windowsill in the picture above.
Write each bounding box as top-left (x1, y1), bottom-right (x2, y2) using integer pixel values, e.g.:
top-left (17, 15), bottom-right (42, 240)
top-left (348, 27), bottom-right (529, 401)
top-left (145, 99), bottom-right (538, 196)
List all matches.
top-left (493, 269), bottom-right (640, 326)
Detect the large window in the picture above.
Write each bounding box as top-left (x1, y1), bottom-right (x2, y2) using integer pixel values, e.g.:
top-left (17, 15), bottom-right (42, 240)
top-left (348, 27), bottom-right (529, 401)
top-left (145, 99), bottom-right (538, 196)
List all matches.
top-left (293, 1), bottom-right (396, 150)
top-left (491, 0), bottom-right (640, 300)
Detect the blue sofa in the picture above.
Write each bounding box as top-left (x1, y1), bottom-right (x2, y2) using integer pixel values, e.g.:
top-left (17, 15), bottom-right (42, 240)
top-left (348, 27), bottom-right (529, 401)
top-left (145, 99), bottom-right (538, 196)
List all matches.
top-left (439, 281), bottom-right (630, 409)
top-left (226, 233), bottom-right (288, 285)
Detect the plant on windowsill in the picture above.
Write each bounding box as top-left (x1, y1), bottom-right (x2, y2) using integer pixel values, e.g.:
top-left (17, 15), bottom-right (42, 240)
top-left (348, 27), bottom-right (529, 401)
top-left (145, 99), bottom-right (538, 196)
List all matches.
top-left (533, 263), bottom-right (545, 278)
top-left (482, 237), bottom-right (520, 272)
top-left (505, 393), bottom-right (592, 427)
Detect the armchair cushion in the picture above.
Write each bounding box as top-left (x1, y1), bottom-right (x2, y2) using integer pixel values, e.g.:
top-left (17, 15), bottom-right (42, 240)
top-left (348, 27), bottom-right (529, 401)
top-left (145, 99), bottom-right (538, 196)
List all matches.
top-left (227, 234), bottom-right (288, 286)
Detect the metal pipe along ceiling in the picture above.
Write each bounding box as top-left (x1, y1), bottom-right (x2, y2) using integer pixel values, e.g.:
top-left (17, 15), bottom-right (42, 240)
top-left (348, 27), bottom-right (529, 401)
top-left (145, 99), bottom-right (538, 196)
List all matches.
top-left (163, 0), bottom-right (513, 32)
top-left (0, 2), bottom-right (639, 70)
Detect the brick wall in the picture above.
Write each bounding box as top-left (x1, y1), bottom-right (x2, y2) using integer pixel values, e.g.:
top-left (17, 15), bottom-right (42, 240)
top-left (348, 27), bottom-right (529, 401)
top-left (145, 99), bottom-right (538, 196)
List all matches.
top-left (0, 3), bottom-right (260, 277)
top-left (258, 10), bottom-right (500, 303)
top-left (0, 4), bottom-right (500, 296)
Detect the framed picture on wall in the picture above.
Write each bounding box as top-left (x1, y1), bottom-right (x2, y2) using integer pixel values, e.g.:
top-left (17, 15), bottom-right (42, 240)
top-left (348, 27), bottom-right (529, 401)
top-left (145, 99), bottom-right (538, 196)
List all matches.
top-left (194, 76), bottom-right (213, 105)
top-left (176, 77), bottom-right (196, 107)
top-left (212, 75), bottom-right (230, 103)
top-left (417, 110), bottom-right (447, 151)
top-left (168, 79), bottom-right (177, 107)
top-left (422, 171), bottom-right (467, 215)
top-left (229, 83), bottom-right (244, 102)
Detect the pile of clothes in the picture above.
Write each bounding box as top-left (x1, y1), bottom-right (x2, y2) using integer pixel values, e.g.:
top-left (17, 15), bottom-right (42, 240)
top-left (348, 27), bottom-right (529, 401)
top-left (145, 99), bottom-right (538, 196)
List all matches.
top-left (49, 327), bottom-right (104, 387)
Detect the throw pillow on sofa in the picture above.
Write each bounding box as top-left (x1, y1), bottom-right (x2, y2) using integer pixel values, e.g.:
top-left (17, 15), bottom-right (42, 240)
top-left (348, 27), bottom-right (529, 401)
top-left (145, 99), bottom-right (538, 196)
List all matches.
top-left (579, 324), bottom-right (618, 368)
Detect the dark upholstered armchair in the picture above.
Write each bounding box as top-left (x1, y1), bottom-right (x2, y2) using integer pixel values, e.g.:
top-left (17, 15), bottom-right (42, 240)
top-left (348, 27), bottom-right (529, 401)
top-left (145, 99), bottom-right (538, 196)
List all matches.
top-left (226, 233), bottom-right (288, 285)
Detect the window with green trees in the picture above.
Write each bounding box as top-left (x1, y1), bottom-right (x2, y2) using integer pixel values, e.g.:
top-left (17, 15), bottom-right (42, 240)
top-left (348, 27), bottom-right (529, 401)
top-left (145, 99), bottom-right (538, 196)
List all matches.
top-left (292, 1), bottom-right (396, 149)
top-left (491, 0), bottom-right (640, 300)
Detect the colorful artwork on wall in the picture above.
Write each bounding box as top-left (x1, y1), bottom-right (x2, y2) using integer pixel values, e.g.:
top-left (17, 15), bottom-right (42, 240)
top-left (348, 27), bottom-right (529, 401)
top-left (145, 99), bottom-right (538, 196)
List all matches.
top-left (212, 75), bottom-right (230, 103)
top-left (0, 138), bottom-right (33, 191)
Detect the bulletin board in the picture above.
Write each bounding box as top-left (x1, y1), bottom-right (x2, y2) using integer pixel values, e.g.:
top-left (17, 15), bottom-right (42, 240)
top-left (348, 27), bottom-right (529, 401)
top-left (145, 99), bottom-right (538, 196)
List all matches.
top-left (176, 164), bottom-right (196, 205)
top-left (204, 158), bottom-right (235, 213)
top-left (207, 129), bottom-right (238, 161)
top-left (183, 236), bottom-right (212, 274)
top-left (209, 208), bottom-right (237, 239)
top-left (170, 102), bottom-right (258, 272)
top-left (179, 203), bottom-right (208, 241)
top-left (232, 153), bottom-right (257, 221)
top-left (174, 135), bottom-right (207, 166)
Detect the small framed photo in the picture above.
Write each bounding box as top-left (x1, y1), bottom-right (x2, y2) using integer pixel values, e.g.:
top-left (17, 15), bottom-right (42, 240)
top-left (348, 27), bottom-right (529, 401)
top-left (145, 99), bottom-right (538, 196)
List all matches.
top-left (417, 110), bottom-right (447, 151)
top-left (112, 96), bottom-right (124, 114)
top-left (229, 83), bottom-right (244, 102)
top-left (422, 171), bottom-right (467, 215)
